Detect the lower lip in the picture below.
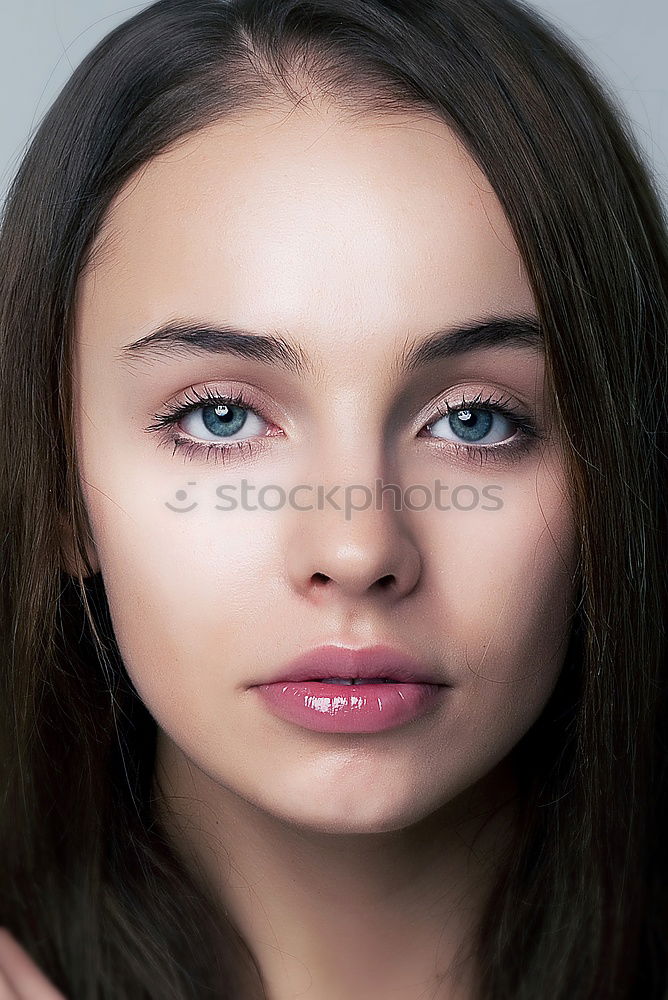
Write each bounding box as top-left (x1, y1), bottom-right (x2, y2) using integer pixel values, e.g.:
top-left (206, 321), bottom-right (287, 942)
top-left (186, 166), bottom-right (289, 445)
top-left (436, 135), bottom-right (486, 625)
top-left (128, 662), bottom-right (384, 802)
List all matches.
top-left (253, 681), bottom-right (446, 733)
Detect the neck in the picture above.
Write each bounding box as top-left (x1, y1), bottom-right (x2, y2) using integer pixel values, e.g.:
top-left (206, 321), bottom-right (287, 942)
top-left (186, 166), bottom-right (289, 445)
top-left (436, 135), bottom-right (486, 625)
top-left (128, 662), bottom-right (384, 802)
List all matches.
top-left (152, 731), bottom-right (520, 1000)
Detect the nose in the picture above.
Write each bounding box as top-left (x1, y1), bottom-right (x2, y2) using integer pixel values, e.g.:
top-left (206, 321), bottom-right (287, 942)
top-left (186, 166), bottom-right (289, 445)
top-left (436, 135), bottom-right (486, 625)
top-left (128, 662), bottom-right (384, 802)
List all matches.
top-left (285, 477), bottom-right (423, 605)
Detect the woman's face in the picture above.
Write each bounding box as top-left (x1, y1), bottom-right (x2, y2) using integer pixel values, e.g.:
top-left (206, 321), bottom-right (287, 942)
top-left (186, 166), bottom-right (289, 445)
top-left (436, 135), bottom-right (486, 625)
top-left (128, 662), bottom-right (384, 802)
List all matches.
top-left (72, 102), bottom-right (577, 834)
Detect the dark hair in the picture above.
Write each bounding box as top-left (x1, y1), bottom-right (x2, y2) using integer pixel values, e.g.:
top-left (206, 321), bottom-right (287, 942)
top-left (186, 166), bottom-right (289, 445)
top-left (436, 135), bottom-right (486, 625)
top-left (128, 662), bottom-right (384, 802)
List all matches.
top-left (1, 1), bottom-right (666, 997)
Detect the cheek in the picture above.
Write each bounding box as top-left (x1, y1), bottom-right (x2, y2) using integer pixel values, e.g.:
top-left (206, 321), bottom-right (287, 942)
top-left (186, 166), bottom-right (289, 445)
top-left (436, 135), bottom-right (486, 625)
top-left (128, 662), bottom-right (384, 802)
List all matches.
top-left (425, 467), bottom-right (577, 751)
top-left (80, 468), bottom-right (284, 712)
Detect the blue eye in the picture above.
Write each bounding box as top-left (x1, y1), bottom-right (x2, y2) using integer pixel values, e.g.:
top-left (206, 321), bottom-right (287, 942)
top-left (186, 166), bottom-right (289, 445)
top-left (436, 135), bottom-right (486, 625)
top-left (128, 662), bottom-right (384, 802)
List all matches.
top-left (428, 405), bottom-right (514, 445)
top-left (146, 386), bottom-right (541, 466)
top-left (421, 391), bottom-right (541, 466)
top-left (180, 399), bottom-right (267, 441)
top-left (146, 386), bottom-right (274, 465)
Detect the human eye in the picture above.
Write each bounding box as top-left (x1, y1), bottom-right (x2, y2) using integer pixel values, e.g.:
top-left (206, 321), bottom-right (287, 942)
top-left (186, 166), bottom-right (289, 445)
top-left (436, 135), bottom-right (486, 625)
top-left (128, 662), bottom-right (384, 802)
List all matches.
top-left (145, 384), bottom-right (542, 468)
top-left (420, 389), bottom-right (542, 467)
top-left (145, 384), bottom-right (278, 464)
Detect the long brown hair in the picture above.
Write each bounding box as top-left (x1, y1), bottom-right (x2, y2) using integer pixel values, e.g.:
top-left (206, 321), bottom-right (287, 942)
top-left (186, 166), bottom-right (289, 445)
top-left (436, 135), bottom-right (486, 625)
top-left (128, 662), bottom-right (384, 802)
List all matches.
top-left (1, 1), bottom-right (666, 997)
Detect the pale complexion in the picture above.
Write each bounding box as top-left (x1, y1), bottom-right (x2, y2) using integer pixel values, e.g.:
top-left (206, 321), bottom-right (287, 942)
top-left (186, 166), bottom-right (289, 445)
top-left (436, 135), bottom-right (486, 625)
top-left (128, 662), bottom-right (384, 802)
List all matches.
top-left (54, 102), bottom-right (578, 999)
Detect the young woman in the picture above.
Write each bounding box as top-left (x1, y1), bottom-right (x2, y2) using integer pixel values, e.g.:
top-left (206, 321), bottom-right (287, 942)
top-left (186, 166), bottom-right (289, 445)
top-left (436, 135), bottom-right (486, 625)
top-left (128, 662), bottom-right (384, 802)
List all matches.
top-left (1, 1), bottom-right (666, 997)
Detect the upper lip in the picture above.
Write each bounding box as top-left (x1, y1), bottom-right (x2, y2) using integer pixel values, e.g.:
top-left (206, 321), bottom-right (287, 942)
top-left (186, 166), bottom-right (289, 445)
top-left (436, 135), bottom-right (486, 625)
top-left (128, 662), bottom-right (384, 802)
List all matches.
top-left (254, 644), bottom-right (445, 686)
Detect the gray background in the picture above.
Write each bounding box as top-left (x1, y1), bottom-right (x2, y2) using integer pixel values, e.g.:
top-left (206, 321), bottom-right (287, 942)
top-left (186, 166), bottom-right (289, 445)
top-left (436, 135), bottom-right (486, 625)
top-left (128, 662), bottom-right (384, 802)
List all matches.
top-left (1, 0), bottom-right (667, 207)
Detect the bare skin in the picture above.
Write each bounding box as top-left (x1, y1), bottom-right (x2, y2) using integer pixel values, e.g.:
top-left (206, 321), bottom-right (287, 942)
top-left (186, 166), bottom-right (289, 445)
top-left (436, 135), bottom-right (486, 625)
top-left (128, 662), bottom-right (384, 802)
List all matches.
top-left (59, 101), bottom-right (577, 999)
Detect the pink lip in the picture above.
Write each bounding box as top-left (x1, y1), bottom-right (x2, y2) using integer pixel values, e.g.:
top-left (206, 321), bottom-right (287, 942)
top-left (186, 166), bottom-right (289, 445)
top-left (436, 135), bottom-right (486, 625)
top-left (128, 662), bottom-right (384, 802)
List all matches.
top-left (253, 680), bottom-right (447, 733)
top-left (254, 643), bottom-right (442, 685)
top-left (250, 644), bottom-right (448, 734)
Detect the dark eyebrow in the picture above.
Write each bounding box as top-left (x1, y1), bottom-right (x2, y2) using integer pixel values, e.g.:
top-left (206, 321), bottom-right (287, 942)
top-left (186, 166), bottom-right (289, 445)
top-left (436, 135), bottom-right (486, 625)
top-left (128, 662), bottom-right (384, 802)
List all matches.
top-left (117, 323), bottom-right (313, 376)
top-left (399, 314), bottom-right (542, 373)
top-left (117, 314), bottom-right (543, 376)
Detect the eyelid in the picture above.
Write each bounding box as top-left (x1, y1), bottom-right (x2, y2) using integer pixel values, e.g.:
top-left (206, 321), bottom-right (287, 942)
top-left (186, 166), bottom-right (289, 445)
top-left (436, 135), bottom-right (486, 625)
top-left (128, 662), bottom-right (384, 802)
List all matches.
top-left (153, 381), bottom-right (537, 427)
top-left (412, 383), bottom-right (534, 430)
top-left (146, 381), bottom-right (284, 434)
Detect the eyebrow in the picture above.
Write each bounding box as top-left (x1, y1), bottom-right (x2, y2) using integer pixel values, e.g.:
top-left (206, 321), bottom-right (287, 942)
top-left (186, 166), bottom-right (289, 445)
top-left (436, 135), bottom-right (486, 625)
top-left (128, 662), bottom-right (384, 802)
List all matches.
top-left (117, 314), bottom-right (543, 377)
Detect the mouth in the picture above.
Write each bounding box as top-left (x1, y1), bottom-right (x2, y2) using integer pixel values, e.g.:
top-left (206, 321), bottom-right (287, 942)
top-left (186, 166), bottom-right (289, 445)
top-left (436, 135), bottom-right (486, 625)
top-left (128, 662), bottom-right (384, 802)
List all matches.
top-left (255, 643), bottom-right (445, 688)
top-left (313, 677), bottom-right (396, 685)
top-left (252, 673), bottom-right (448, 733)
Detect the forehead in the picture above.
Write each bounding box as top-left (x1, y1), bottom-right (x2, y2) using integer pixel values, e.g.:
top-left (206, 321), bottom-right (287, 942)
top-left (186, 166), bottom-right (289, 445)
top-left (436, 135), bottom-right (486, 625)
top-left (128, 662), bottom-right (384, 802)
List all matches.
top-left (78, 105), bottom-right (535, 355)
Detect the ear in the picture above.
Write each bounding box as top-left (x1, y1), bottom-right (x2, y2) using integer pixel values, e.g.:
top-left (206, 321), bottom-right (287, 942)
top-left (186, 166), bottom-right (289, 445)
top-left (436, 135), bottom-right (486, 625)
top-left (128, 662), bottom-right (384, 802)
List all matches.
top-left (58, 510), bottom-right (101, 578)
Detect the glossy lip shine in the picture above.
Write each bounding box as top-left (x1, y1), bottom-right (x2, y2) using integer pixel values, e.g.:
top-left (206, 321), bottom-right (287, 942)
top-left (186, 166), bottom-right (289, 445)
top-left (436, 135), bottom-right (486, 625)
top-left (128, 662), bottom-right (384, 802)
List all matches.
top-left (254, 679), bottom-right (445, 733)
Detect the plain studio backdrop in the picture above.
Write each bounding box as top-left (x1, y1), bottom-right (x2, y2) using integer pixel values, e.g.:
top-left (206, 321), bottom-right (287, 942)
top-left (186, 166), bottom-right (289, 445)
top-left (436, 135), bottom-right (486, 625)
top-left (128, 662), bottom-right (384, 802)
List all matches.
top-left (0, 0), bottom-right (667, 212)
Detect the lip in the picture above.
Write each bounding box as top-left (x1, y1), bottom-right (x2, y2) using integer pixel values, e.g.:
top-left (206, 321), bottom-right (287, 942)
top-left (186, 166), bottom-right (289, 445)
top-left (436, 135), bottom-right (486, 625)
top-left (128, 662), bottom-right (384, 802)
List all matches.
top-left (252, 643), bottom-right (444, 686)
top-left (250, 644), bottom-right (448, 734)
top-left (253, 680), bottom-right (447, 733)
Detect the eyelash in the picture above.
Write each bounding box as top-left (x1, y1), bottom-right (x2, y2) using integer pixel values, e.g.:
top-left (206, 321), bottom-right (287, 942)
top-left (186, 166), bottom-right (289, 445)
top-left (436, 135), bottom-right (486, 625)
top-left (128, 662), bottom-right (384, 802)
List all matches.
top-left (145, 385), bottom-right (542, 467)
